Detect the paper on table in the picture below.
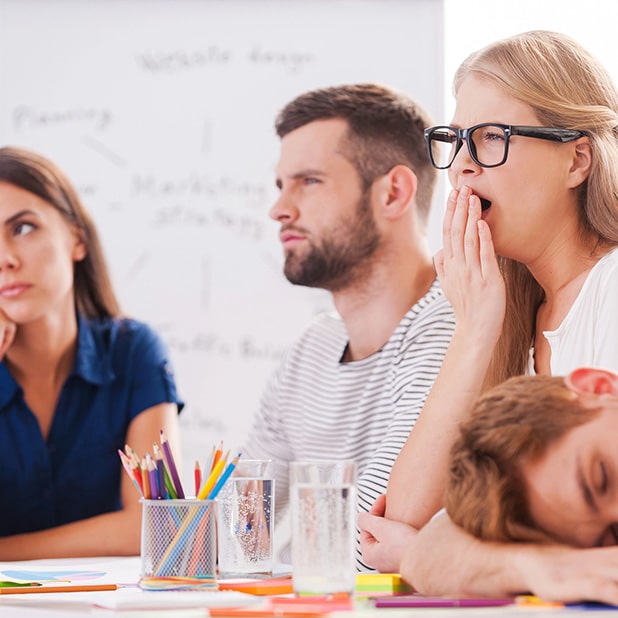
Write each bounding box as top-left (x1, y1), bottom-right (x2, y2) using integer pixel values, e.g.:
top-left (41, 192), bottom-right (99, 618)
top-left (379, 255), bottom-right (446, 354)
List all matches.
top-left (90, 588), bottom-right (264, 610)
top-left (0, 556), bottom-right (140, 586)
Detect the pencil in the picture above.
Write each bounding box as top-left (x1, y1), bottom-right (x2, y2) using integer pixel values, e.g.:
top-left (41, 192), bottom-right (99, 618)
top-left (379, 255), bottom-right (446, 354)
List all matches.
top-left (118, 449), bottom-right (143, 497)
top-left (211, 440), bottom-right (223, 472)
top-left (0, 584), bottom-right (118, 595)
top-left (202, 445), bottom-right (215, 482)
top-left (207, 453), bottom-right (240, 499)
top-left (194, 460), bottom-right (202, 497)
top-left (152, 444), bottom-right (167, 499)
top-left (197, 449), bottom-right (229, 500)
top-left (153, 442), bottom-right (176, 499)
top-left (141, 457), bottom-right (151, 499)
top-left (125, 445), bottom-right (144, 494)
top-left (160, 430), bottom-right (185, 499)
top-left (146, 454), bottom-right (158, 500)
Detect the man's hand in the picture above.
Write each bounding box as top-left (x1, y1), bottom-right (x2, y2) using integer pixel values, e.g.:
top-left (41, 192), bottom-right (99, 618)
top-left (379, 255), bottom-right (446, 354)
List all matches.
top-left (358, 494), bottom-right (417, 573)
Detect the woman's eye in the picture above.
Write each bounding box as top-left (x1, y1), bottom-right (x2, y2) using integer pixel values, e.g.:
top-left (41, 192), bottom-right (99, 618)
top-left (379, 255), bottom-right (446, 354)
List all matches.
top-left (482, 131), bottom-right (504, 142)
top-left (14, 221), bottom-right (35, 236)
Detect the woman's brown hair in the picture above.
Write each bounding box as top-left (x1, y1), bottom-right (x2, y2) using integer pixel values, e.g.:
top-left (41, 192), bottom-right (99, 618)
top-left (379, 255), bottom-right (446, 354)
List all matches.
top-left (0, 146), bottom-right (120, 319)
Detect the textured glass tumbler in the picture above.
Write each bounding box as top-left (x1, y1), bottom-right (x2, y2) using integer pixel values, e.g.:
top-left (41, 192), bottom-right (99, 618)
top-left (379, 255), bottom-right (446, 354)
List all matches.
top-left (217, 459), bottom-right (274, 576)
top-left (289, 460), bottom-right (357, 596)
top-left (140, 499), bottom-right (216, 579)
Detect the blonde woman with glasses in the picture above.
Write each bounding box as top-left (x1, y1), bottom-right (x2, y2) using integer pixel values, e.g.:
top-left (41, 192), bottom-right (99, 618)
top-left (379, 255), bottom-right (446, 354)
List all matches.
top-left (359, 30), bottom-right (618, 602)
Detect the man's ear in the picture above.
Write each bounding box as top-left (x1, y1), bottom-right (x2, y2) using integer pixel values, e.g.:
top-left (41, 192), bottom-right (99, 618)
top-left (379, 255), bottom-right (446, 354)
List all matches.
top-left (565, 367), bottom-right (618, 396)
top-left (376, 165), bottom-right (417, 220)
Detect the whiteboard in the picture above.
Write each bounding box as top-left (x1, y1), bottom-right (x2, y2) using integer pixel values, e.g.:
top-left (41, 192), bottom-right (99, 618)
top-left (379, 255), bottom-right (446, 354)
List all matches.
top-left (0, 0), bottom-right (444, 482)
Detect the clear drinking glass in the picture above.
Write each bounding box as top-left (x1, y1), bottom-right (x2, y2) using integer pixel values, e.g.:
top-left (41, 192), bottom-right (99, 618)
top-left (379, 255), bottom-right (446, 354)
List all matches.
top-left (217, 459), bottom-right (274, 576)
top-left (289, 460), bottom-right (357, 596)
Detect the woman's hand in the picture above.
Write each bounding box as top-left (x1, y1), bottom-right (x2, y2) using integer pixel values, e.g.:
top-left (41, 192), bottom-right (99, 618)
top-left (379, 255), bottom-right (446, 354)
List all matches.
top-left (436, 186), bottom-right (505, 345)
top-left (0, 309), bottom-right (16, 359)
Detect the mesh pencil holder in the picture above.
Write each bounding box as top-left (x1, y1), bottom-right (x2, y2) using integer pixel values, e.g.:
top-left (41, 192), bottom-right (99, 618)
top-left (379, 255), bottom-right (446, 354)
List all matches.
top-left (140, 499), bottom-right (217, 579)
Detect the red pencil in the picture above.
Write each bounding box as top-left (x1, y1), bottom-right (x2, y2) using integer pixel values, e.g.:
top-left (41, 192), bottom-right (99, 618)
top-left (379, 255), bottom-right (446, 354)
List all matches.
top-left (194, 460), bottom-right (202, 496)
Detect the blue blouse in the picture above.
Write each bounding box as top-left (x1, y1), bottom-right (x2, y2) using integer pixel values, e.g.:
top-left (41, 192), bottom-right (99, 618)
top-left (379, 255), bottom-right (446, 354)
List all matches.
top-left (0, 316), bottom-right (183, 536)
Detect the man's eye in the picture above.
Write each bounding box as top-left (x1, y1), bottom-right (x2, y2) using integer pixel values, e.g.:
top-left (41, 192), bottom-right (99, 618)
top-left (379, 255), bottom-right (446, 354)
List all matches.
top-left (595, 460), bottom-right (608, 494)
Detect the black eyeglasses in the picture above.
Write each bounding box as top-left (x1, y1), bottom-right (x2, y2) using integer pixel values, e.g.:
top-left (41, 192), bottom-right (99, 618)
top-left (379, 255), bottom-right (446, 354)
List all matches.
top-left (424, 123), bottom-right (585, 170)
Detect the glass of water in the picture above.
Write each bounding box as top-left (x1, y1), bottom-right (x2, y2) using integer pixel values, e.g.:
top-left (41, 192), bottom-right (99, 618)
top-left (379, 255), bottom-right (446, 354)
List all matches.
top-left (289, 460), bottom-right (357, 596)
top-left (217, 459), bottom-right (274, 576)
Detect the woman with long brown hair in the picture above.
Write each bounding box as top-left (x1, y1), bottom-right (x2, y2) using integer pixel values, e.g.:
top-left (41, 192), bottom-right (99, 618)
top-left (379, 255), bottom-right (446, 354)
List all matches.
top-left (0, 146), bottom-right (183, 559)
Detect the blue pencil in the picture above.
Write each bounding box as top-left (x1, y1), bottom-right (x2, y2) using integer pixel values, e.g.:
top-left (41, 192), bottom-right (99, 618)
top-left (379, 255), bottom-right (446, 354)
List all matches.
top-left (207, 453), bottom-right (241, 499)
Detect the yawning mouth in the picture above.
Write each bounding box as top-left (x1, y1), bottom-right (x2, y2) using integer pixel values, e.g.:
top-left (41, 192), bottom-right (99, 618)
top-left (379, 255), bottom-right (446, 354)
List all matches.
top-left (479, 197), bottom-right (492, 211)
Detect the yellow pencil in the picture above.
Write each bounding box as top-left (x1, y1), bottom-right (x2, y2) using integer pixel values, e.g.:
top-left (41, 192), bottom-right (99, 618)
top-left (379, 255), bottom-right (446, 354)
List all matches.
top-left (197, 449), bottom-right (229, 499)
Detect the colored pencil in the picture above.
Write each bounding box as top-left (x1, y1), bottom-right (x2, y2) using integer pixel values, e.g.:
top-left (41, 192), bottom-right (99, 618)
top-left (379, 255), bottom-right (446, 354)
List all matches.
top-left (117, 449), bottom-right (143, 497)
top-left (125, 445), bottom-right (144, 493)
top-left (152, 443), bottom-right (167, 499)
top-left (211, 440), bottom-right (223, 472)
top-left (146, 454), bottom-right (158, 499)
top-left (141, 457), bottom-right (151, 499)
top-left (202, 445), bottom-right (215, 482)
top-left (194, 460), bottom-right (201, 497)
top-left (0, 584), bottom-right (118, 595)
top-left (197, 449), bottom-right (229, 500)
top-left (207, 453), bottom-right (240, 499)
top-left (160, 431), bottom-right (185, 499)
top-left (153, 442), bottom-right (176, 499)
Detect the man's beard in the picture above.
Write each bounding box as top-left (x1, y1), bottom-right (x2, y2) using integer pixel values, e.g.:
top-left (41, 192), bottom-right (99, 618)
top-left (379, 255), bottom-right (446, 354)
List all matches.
top-left (283, 192), bottom-right (380, 292)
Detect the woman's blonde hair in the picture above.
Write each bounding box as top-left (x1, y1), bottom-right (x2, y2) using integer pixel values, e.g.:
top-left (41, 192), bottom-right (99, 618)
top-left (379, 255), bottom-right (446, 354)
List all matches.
top-left (454, 31), bottom-right (618, 386)
top-left (445, 375), bottom-right (600, 543)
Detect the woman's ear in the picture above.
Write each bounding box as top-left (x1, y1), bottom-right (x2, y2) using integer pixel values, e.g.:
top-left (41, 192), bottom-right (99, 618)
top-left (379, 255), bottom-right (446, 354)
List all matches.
top-left (567, 137), bottom-right (592, 188)
top-left (72, 229), bottom-right (87, 262)
top-left (565, 367), bottom-right (618, 396)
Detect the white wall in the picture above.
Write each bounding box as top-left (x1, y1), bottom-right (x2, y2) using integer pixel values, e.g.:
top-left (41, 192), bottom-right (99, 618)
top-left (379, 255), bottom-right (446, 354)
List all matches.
top-left (0, 0), bottom-right (444, 484)
top-left (444, 0), bottom-right (618, 120)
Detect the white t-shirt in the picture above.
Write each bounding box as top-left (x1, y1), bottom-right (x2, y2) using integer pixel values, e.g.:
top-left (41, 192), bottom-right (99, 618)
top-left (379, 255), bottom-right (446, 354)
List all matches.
top-left (529, 246), bottom-right (618, 375)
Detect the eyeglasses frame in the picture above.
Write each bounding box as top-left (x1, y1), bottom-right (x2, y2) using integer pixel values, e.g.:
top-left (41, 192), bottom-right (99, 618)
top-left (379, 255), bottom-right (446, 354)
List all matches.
top-left (424, 123), bottom-right (586, 170)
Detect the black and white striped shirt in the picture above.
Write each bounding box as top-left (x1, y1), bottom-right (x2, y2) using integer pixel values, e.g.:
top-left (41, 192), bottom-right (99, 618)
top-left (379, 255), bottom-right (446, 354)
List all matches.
top-left (243, 279), bottom-right (455, 570)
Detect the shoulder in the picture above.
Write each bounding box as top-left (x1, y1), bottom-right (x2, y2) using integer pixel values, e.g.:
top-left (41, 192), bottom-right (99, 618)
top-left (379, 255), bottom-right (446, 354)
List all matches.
top-left (400, 279), bottom-right (455, 335)
top-left (287, 311), bottom-right (346, 354)
top-left (269, 311), bottom-right (346, 379)
top-left (79, 316), bottom-right (170, 364)
top-left (582, 247), bottom-right (618, 302)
